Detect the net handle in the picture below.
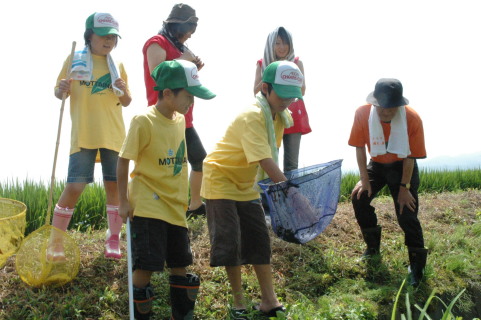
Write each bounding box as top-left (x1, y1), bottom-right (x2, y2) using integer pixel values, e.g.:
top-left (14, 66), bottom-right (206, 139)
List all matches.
top-left (126, 220), bottom-right (135, 320)
top-left (45, 41), bottom-right (76, 226)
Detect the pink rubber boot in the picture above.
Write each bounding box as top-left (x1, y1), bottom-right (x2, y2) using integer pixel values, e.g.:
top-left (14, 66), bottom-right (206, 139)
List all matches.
top-left (105, 205), bottom-right (122, 259)
top-left (47, 204), bottom-right (74, 261)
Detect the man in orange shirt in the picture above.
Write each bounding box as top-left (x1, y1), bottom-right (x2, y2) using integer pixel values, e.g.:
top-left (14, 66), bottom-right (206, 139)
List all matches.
top-left (348, 78), bottom-right (428, 287)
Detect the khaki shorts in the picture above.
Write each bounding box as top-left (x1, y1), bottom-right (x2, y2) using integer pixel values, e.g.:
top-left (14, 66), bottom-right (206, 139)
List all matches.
top-left (206, 199), bottom-right (271, 267)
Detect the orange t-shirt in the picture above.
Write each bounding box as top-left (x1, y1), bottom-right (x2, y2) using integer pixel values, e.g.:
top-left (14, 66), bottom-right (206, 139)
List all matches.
top-left (348, 104), bottom-right (426, 164)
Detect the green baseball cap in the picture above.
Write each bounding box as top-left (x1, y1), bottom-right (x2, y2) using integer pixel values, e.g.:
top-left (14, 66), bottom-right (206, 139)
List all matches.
top-left (262, 61), bottom-right (303, 100)
top-left (86, 13), bottom-right (121, 38)
top-left (152, 60), bottom-right (216, 100)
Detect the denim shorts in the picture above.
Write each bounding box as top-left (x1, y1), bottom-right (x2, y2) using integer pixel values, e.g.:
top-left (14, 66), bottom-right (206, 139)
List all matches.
top-left (186, 127), bottom-right (206, 172)
top-left (206, 198), bottom-right (271, 267)
top-left (130, 216), bottom-right (193, 271)
top-left (67, 148), bottom-right (118, 183)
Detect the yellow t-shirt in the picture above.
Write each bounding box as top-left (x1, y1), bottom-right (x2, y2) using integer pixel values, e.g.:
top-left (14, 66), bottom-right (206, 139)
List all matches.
top-left (201, 104), bottom-right (284, 201)
top-left (56, 54), bottom-right (128, 154)
top-left (120, 107), bottom-right (188, 227)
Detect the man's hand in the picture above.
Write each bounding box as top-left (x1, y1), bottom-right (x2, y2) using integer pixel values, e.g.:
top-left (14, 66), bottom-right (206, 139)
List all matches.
top-left (397, 187), bottom-right (416, 213)
top-left (351, 177), bottom-right (372, 200)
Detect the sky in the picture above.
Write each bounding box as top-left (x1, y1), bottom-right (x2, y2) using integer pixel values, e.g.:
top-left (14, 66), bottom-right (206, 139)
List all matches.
top-left (1, 0), bottom-right (480, 184)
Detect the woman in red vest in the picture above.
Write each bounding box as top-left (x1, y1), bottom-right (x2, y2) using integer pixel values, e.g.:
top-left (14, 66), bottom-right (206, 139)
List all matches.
top-left (143, 3), bottom-right (206, 216)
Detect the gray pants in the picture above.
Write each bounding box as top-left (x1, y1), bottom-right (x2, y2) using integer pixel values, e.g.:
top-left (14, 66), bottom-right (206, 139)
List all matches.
top-left (283, 133), bottom-right (302, 172)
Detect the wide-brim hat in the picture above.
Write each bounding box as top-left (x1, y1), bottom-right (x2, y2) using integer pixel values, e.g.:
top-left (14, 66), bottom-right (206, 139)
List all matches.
top-left (367, 78), bottom-right (409, 108)
top-left (152, 60), bottom-right (215, 100)
top-left (262, 61), bottom-right (304, 100)
top-left (164, 3), bottom-right (198, 24)
top-left (86, 12), bottom-right (121, 38)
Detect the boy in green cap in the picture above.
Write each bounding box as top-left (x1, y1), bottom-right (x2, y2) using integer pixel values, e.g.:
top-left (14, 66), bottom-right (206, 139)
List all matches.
top-left (201, 61), bottom-right (303, 319)
top-left (117, 59), bottom-right (215, 320)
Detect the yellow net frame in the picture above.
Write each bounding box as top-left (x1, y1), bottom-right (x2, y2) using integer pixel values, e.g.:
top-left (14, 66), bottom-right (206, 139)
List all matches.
top-left (14, 42), bottom-right (80, 287)
top-left (0, 198), bottom-right (27, 268)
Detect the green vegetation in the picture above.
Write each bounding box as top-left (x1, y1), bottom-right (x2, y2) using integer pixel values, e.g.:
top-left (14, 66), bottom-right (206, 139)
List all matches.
top-left (392, 279), bottom-right (470, 320)
top-left (0, 179), bottom-right (107, 234)
top-left (0, 170), bottom-right (480, 319)
top-left (2, 168), bottom-right (480, 234)
top-left (340, 168), bottom-right (481, 201)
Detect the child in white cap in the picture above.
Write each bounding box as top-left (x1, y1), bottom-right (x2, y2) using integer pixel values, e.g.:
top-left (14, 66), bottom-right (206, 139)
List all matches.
top-left (201, 61), bottom-right (304, 319)
top-left (50, 12), bottom-right (131, 261)
top-left (117, 60), bottom-right (215, 320)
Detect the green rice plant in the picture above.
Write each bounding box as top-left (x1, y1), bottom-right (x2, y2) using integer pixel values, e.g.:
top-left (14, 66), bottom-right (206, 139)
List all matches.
top-left (1, 168), bottom-right (480, 233)
top-left (391, 279), bottom-right (470, 320)
top-left (419, 168), bottom-right (481, 193)
top-left (0, 178), bottom-right (107, 234)
top-left (339, 168), bottom-right (481, 202)
top-left (339, 171), bottom-right (358, 202)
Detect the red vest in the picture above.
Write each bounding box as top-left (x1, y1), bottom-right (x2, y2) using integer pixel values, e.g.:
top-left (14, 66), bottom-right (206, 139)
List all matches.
top-left (143, 35), bottom-right (194, 127)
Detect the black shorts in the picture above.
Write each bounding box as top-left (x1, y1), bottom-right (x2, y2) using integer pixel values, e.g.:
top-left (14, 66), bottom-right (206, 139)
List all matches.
top-left (206, 199), bottom-right (271, 267)
top-left (186, 127), bottom-right (206, 172)
top-left (130, 217), bottom-right (193, 271)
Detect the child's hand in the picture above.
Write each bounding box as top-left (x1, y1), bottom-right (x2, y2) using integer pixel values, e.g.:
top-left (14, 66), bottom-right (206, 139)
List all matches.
top-left (118, 201), bottom-right (133, 223)
top-left (114, 78), bottom-right (127, 92)
top-left (57, 78), bottom-right (72, 96)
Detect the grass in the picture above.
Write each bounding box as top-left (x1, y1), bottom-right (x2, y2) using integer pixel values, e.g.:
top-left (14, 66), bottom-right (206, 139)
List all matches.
top-left (2, 168), bottom-right (480, 234)
top-left (1, 171), bottom-right (481, 319)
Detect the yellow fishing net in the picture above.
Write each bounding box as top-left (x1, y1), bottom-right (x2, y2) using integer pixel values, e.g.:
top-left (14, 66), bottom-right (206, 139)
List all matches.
top-left (16, 225), bottom-right (80, 287)
top-left (0, 198), bottom-right (26, 268)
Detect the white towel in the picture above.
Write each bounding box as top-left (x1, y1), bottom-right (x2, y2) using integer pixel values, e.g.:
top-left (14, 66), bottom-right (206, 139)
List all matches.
top-left (70, 46), bottom-right (124, 96)
top-left (253, 92), bottom-right (293, 191)
top-left (261, 27), bottom-right (295, 73)
top-left (368, 105), bottom-right (410, 158)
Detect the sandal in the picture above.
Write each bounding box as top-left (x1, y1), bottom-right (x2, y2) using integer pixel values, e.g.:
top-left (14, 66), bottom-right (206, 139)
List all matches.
top-left (253, 304), bottom-right (286, 318)
top-left (186, 202), bottom-right (206, 217)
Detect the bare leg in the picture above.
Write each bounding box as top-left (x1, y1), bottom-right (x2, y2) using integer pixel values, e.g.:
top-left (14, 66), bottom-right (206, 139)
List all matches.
top-left (170, 267), bottom-right (187, 277)
top-left (133, 269), bottom-right (153, 288)
top-left (188, 171), bottom-right (203, 211)
top-left (253, 264), bottom-right (282, 312)
top-left (104, 181), bottom-right (119, 206)
top-left (225, 265), bottom-right (246, 310)
top-left (57, 182), bottom-right (87, 208)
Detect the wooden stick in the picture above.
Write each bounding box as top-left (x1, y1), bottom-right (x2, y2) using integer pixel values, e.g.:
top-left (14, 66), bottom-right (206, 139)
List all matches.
top-left (45, 41), bottom-right (76, 226)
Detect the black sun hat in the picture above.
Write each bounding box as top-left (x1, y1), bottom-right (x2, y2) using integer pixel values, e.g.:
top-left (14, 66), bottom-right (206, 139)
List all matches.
top-left (366, 78), bottom-right (409, 108)
top-left (164, 3), bottom-right (198, 24)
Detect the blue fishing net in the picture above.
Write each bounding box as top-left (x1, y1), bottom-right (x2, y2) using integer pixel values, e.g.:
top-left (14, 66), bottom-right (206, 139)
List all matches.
top-left (258, 159), bottom-right (343, 244)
